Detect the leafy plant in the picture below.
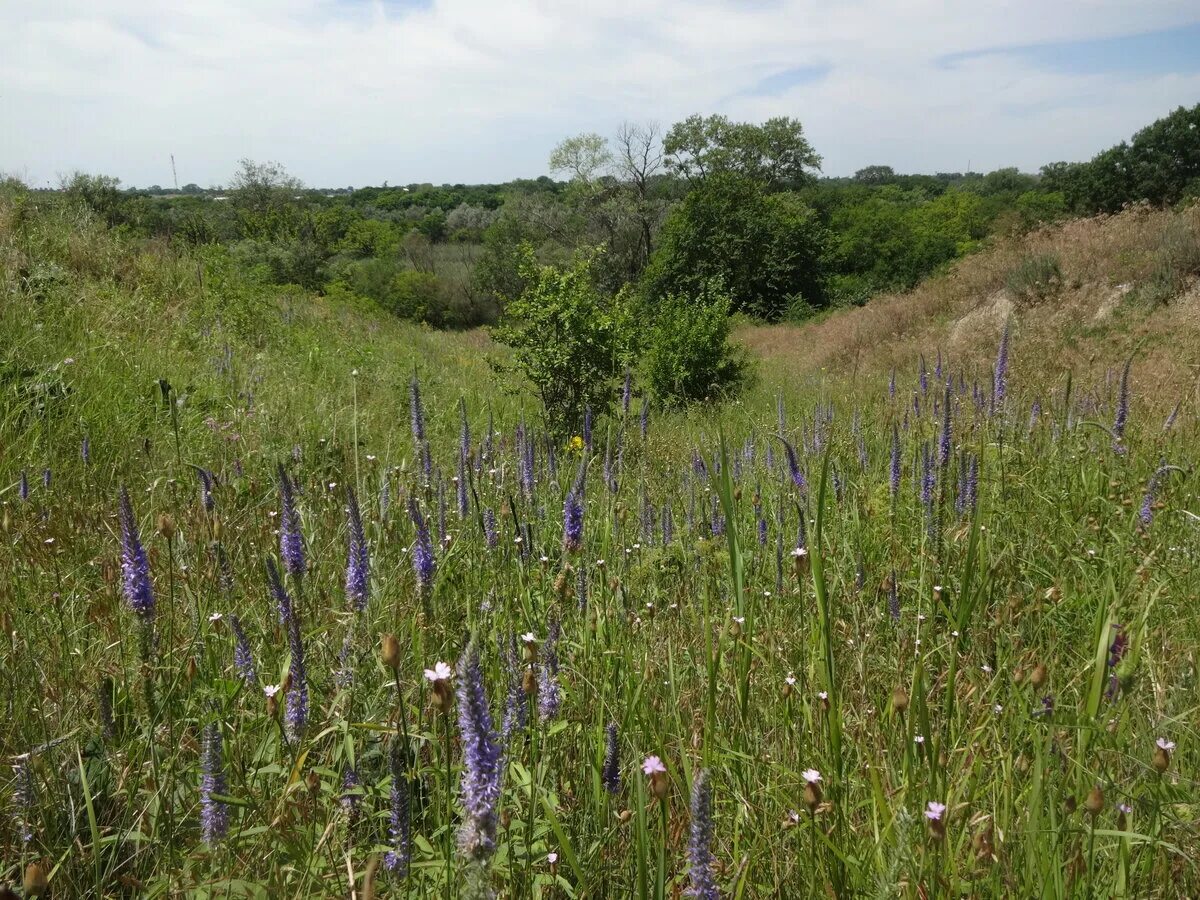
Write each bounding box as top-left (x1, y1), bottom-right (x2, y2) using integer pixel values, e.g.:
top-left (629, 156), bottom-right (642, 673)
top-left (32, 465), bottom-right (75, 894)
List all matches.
top-left (491, 244), bottom-right (632, 434)
top-left (641, 282), bottom-right (748, 403)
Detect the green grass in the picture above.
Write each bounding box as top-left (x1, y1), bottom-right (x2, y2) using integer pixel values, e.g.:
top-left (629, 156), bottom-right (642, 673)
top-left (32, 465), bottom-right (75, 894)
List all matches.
top-left (1, 197), bottom-right (1198, 897)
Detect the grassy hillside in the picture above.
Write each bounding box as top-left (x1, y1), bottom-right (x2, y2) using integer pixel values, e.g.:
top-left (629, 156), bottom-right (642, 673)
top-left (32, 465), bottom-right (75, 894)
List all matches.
top-left (2, 194), bottom-right (1199, 897)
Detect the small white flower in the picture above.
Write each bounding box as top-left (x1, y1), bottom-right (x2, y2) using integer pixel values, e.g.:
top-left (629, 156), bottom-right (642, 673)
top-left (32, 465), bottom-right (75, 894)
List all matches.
top-left (790, 547), bottom-right (808, 558)
top-left (914, 734), bottom-right (925, 744)
top-left (981, 664), bottom-right (993, 674)
top-left (1156, 738), bottom-right (1176, 751)
top-left (264, 684), bottom-right (282, 698)
top-left (994, 704), bottom-right (1003, 713)
top-left (209, 612), bottom-right (224, 623)
top-left (785, 673), bottom-right (797, 686)
top-left (547, 852), bottom-right (558, 864)
top-left (424, 661), bottom-right (453, 682)
top-left (733, 616), bottom-right (745, 625)
top-left (818, 691), bottom-right (828, 701)
top-left (802, 768), bottom-right (822, 784)
top-left (520, 632), bottom-right (537, 644)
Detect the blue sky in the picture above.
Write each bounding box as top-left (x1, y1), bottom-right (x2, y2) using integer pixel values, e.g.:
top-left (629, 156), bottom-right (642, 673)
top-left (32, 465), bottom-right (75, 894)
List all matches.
top-left (2, 1), bottom-right (1198, 188)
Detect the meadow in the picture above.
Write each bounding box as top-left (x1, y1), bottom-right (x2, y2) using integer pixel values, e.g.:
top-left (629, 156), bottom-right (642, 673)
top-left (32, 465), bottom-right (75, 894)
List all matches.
top-left (2, 193), bottom-right (1199, 898)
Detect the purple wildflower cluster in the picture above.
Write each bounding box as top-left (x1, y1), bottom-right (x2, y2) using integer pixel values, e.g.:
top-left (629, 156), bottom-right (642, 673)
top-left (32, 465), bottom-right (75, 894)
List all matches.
top-left (117, 486), bottom-right (155, 622)
top-left (456, 643), bottom-right (503, 867)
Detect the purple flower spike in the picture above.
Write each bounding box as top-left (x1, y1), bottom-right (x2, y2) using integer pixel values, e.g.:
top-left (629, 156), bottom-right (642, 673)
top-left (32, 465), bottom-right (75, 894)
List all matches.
top-left (277, 464), bottom-right (305, 581)
top-left (563, 490), bottom-right (584, 553)
top-left (199, 722), bottom-right (229, 844)
top-left (686, 770), bottom-right (719, 900)
top-left (117, 487), bottom-right (155, 622)
top-left (456, 641), bottom-right (503, 866)
top-left (602, 722), bottom-right (621, 795)
top-left (384, 737), bottom-right (411, 876)
top-left (409, 498), bottom-right (436, 592)
top-left (345, 487), bottom-right (370, 612)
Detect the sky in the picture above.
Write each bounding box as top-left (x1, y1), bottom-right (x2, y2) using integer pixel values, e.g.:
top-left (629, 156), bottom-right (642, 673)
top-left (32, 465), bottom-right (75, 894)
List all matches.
top-left (2, 1), bottom-right (1199, 189)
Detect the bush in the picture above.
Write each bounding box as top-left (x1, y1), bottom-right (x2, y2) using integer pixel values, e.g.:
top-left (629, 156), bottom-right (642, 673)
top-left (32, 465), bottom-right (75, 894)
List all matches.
top-left (492, 245), bottom-right (632, 435)
top-left (642, 284), bottom-right (748, 404)
top-left (1145, 219), bottom-right (1200, 304)
top-left (1006, 253), bottom-right (1063, 305)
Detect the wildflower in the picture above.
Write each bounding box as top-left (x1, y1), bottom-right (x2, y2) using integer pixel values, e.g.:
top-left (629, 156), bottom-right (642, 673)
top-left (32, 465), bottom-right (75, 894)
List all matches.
top-left (384, 737), bottom-right (411, 876)
top-left (456, 642), bottom-right (503, 868)
top-left (501, 635), bottom-right (528, 739)
top-left (427, 657), bottom-right (453, 715)
top-left (196, 467), bottom-right (216, 512)
top-left (925, 800), bottom-right (947, 838)
top-left (563, 490), bottom-right (584, 553)
top-left (18, 469), bottom-right (29, 502)
top-left (277, 464), bottom-right (306, 581)
top-left (779, 436), bottom-right (806, 492)
top-left (345, 487), bottom-right (370, 612)
top-left (686, 770), bottom-right (719, 900)
top-left (802, 768), bottom-right (822, 811)
top-left (483, 508), bottom-right (498, 549)
top-left (229, 614), bottom-right (256, 684)
top-left (914, 734), bottom-right (925, 745)
top-left (993, 322), bottom-right (1010, 411)
top-left (538, 616), bottom-right (561, 722)
top-left (11, 760), bottom-right (34, 843)
top-left (643, 755), bottom-right (669, 800)
top-left (602, 723), bottom-right (621, 795)
top-left (341, 767), bottom-right (361, 822)
top-left (266, 558), bottom-right (292, 625)
top-left (117, 487), bottom-right (155, 622)
top-left (81, 435), bottom-right (90, 465)
top-left (1113, 355), bottom-right (1132, 451)
top-left (409, 499), bottom-right (436, 592)
top-left (1153, 738), bottom-right (1174, 773)
top-left (279, 577), bottom-right (308, 741)
top-left (640, 396), bottom-right (650, 440)
top-left (199, 722), bottom-right (229, 844)
top-left (938, 385), bottom-right (952, 470)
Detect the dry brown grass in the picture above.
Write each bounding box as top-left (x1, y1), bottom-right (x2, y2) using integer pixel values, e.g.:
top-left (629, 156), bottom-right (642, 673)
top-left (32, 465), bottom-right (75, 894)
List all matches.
top-left (737, 202), bottom-right (1200, 406)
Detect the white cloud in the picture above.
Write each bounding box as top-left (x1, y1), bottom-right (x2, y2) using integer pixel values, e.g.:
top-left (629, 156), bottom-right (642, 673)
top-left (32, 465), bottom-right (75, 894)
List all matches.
top-left (1, 1), bottom-right (1197, 187)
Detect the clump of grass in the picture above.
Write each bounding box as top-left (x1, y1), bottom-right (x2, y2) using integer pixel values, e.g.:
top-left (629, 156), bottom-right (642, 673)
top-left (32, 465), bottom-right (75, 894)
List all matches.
top-left (1006, 253), bottom-right (1063, 305)
top-left (1143, 219), bottom-right (1200, 304)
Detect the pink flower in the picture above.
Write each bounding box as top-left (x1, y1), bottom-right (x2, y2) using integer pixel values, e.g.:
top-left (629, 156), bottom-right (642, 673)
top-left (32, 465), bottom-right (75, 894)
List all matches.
top-left (802, 768), bottom-right (821, 784)
top-left (1156, 738), bottom-right (1176, 751)
top-left (642, 755), bottom-right (666, 775)
top-left (424, 661), bottom-right (453, 683)
top-left (925, 801), bottom-right (946, 821)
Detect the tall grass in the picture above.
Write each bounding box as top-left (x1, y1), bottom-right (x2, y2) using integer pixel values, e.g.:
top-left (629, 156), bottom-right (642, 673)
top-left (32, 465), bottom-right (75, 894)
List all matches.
top-left (1, 195), bottom-right (1198, 897)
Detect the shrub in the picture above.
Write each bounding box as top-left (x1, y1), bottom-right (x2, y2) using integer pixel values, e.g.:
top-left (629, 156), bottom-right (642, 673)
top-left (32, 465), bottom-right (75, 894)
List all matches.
top-left (1006, 253), bottom-right (1063, 305)
top-left (1144, 219), bottom-right (1200, 305)
top-left (642, 283), bottom-right (748, 404)
top-left (491, 245), bottom-right (632, 435)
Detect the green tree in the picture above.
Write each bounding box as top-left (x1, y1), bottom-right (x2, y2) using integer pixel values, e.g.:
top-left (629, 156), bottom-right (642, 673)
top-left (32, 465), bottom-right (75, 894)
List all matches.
top-left (492, 246), bottom-right (632, 435)
top-left (663, 114), bottom-right (821, 189)
top-left (642, 172), bottom-right (826, 319)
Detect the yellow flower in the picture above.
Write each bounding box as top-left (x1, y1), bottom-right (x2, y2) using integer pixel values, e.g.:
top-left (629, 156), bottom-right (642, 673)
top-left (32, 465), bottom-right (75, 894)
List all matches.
top-left (568, 435), bottom-right (584, 453)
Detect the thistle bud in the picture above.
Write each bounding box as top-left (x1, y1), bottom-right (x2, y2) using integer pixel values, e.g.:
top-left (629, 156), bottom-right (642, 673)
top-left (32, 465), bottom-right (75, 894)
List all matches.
top-left (381, 634), bottom-right (401, 672)
top-left (522, 666), bottom-right (537, 696)
top-left (1084, 784), bottom-right (1104, 817)
top-left (157, 514), bottom-right (176, 541)
top-left (266, 692), bottom-right (279, 718)
top-left (803, 780), bottom-right (822, 812)
top-left (1029, 663), bottom-right (1048, 689)
top-left (306, 770), bottom-right (321, 794)
top-left (618, 808), bottom-right (633, 824)
top-left (891, 687), bottom-right (909, 714)
top-left (1152, 738), bottom-right (1174, 773)
top-left (185, 657), bottom-right (198, 683)
top-left (23, 862), bottom-right (48, 897)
